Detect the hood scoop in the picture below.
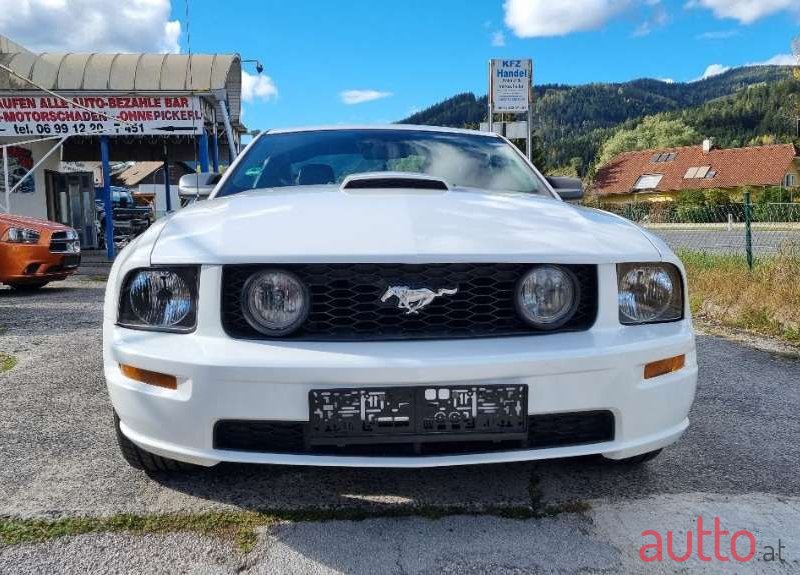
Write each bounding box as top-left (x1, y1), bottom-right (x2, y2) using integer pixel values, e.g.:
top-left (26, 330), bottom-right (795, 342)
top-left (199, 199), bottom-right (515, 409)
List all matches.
top-left (340, 172), bottom-right (449, 193)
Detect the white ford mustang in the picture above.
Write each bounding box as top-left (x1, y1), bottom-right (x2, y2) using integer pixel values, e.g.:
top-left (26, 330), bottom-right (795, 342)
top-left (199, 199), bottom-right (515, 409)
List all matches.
top-left (104, 125), bottom-right (697, 471)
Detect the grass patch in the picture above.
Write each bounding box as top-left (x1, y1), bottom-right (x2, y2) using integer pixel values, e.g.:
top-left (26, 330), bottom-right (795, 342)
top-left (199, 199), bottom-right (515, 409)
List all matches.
top-left (0, 353), bottom-right (17, 373)
top-left (0, 512), bottom-right (267, 552)
top-left (680, 249), bottom-right (800, 344)
top-left (0, 500), bottom-right (591, 551)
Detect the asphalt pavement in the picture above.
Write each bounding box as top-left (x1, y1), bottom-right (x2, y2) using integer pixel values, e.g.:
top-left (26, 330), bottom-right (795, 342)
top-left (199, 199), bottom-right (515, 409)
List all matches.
top-left (1, 277), bottom-right (798, 573)
top-left (644, 226), bottom-right (800, 255)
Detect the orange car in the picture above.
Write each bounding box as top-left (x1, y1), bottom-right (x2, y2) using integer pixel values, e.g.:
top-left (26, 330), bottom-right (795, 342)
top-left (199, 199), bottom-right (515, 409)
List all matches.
top-left (0, 213), bottom-right (81, 290)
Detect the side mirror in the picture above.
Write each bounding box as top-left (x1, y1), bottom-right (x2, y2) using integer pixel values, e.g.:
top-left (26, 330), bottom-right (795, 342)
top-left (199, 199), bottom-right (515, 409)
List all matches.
top-left (178, 173), bottom-right (221, 199)
top-left (546, 176), bottom-right (584, 201)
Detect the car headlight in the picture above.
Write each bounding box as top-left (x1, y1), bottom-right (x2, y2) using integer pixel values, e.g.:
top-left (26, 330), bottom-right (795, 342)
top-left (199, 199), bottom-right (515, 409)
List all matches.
top-left (2, 227), bottom-right (40, 244)
top-left (241, 269), bottom-right (309, 336)
top-left (516, 265), bottom-right (579, 329)
top-left (617, 263), bottom-right (683, 325)
top-left (118, 267), bottom-right (199, 332)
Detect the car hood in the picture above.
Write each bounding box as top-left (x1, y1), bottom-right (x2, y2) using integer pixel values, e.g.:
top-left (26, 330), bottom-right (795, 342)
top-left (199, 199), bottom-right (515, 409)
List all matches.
top-left (149, 187), bottom-right (663, 264)
top-left (0, 213), bottom-right (72, 232)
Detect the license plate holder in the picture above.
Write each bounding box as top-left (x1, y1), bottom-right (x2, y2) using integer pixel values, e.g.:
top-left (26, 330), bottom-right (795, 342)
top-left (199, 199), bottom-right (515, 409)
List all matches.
top-left (307, 384), bottom-right (528, 446)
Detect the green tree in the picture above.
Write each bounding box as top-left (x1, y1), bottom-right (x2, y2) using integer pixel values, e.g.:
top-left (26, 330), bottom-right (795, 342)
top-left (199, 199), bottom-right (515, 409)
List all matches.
top-left (596, 116), bottom-right (701, 167)
top-left (509, 130), bottom-right (547, 172)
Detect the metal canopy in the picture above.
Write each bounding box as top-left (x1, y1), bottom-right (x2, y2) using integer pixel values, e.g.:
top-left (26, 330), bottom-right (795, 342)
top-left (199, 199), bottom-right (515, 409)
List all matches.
top-left (0, 50), bottom-right (242, 126)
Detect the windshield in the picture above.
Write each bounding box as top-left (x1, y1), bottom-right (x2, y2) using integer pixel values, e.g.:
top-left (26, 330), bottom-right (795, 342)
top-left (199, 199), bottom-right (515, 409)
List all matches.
top-left (215, 129), bottom-right (551, 197)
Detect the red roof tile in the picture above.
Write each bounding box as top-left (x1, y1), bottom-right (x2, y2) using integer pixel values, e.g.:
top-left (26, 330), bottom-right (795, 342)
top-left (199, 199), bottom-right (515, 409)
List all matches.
top-left (592, 143), bottom-right (798, 196)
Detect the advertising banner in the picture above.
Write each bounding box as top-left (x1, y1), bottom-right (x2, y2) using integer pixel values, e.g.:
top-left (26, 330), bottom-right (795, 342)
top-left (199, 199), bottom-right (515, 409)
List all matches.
top-left (0, 95), bottom-right (203, 137)
top-left (490, 59), bottom-right (532, 113)
top-left (0, 146), bottom-right (34, 193)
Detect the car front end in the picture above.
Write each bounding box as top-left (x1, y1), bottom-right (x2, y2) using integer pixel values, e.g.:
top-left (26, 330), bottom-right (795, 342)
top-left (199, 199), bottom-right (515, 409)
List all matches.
top-left (104, 126), bottom-right (697, 469)
top-left (0, 215), bottom-right (81, 289)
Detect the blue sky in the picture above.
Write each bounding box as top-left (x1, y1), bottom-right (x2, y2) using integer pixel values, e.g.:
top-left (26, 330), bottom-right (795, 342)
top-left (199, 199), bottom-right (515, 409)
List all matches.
top-left (2, 0), bottom-right (798, 130)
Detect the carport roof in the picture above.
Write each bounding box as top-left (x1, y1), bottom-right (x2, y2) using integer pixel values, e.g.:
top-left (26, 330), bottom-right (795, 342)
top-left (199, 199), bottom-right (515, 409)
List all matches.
top-left (0, 35), bottom-right (242, 126)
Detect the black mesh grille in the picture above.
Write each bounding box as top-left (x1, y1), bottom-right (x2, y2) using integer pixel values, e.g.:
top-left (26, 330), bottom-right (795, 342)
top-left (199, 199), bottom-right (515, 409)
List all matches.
top-left (49, 231), bottom-right (71, 253)
top-left (221, 263), bottom-right (597, 341)
top-left (213, 411), bottom-right (615, 456)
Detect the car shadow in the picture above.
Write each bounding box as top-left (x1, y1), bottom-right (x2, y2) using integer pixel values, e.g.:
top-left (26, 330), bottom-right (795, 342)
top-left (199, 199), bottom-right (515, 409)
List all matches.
top-left (143, 454), bottom-right (667, 515)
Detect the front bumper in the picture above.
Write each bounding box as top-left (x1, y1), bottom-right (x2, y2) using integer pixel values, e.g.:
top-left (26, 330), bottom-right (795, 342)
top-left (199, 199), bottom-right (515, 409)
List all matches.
top-left (0, 243), bottom-right (80, 283)
top-left (106, 316), bottom-right (697, 468)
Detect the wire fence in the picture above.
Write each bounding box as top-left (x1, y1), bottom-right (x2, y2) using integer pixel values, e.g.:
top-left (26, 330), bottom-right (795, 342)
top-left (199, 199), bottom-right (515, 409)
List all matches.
top-left (595, 194), bottom-right (800, 267)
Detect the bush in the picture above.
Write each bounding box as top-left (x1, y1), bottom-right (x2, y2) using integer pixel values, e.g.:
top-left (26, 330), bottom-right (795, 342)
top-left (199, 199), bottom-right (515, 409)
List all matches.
top-left (675, 205), bottom-right (716, 223)
top-left (705, 189), bottom-right (731, 207)
top-left (621, 202), bottom-right (651, 222)
top-left (676, 189), bottom-right (706, 207)
top-left (756, 186), bottom-right (792, 204)
top-left (752, 203), bottom-right (800, 222)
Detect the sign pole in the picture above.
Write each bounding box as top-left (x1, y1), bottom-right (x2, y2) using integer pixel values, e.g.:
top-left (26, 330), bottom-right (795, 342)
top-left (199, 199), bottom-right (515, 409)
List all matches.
top-left (526, 83), bottom-right (533, 162)
top-left (487, 60), bottom-right (493, 133)
top-left (2, 147), bottom-right (9, 213)
top-left (99, 136), bottom-right (115, 260)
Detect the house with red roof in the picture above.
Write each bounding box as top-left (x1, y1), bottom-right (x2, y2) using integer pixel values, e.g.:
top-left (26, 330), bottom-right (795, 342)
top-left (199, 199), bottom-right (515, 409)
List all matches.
top-left (591, 140), bottom-right (799, 202)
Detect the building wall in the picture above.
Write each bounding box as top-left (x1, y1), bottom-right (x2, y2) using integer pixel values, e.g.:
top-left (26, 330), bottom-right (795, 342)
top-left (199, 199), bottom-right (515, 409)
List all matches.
top-left (785, 158), bottom-right (800, 187)
top-left (137, 163), bottom-right (192, 187)
top-left (2, 139), bottom-right (60, 219)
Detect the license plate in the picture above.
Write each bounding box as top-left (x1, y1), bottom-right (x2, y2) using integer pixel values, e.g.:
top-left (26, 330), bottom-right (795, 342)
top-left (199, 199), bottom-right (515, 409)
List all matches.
top-left (63, 254), bottom-right (81, 268)
top-left (308, 384), bottom-right (528, 445)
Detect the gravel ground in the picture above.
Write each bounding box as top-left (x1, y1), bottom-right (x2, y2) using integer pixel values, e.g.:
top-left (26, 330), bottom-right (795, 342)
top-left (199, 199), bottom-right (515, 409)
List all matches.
top-left (1, 277), bottom-right (799, 573)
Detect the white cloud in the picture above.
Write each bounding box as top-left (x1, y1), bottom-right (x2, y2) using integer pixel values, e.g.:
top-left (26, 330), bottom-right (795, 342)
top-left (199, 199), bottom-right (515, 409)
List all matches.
top-left (696, 29), bottom-right (740, 40)
top-left (658, 78), bottom-right (675, 83)
top-left (692, 53), bottom-right (797, 82)
top-left (686, 0), bottom-right (800, 24)
top-left (0, 0), bottom-right (181, 53)
top-left (503, 0), bottom-right (632, 37)
top-left (632, 4), bottom-right (667, 36)
top-left (695, 63), bottom-right (731, 81)
top-left (491, 30), bottom-right (506, 46)
top-left (340, 90), bottom-right (393, 105)
top-left (241, 71), bottom-right (278, 102)
top-left (750, 53), bottom-right (796, 65)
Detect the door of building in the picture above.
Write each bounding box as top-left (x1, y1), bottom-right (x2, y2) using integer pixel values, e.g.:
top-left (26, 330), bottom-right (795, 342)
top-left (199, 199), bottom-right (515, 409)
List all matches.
top-left (45, 171), bottom-right (97, 249)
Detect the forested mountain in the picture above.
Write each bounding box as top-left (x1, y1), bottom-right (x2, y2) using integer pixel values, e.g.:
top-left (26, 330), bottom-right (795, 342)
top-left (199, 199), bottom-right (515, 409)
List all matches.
top-left (400, 66), bottom-right (799, 174)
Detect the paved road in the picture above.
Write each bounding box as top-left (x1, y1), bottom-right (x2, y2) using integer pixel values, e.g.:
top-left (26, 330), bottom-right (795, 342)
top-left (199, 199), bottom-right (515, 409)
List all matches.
top-left (1, 278), bottom-right (799, 573)
top-left (644, 226), bottom-right (800, 255)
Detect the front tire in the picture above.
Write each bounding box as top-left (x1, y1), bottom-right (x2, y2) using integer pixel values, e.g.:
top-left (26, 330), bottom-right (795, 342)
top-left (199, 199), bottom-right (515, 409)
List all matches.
top-left (606, 448), bottom-right (663, 465)
top-left (114, 412), bottom-right (197, 472)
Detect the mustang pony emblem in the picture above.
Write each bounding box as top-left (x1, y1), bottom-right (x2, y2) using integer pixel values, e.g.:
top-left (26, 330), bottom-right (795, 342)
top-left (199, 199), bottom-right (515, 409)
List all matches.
top-left (381, 286), bottom-right (458, 315)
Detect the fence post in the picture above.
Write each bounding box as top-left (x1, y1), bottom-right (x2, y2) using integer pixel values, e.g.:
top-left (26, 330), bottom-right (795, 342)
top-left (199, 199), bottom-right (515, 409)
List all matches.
top-left (744, 191), bottom-right (753, 270)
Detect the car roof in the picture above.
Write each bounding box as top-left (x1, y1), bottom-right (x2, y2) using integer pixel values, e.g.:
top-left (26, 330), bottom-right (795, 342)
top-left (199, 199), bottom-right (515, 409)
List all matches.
top-left (262, 124), bottom-right (500, 138)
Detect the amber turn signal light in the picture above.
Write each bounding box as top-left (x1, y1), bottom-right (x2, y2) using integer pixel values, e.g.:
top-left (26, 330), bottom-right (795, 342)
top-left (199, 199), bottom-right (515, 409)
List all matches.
top-left (120, 364), bottom-right (178, 390)
top-left (644, 354), bottom-right (685, 379)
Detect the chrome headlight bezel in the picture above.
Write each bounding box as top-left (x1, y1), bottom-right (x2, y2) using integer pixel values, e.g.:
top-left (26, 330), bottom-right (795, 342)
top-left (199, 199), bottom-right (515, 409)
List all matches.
top-left (515, 264), bottom-right (580, 330)
top-left (240, 269), bottom-right (310, 336)
top-left (617, 262), bottom-right (684, 325)
top-left (117, 266), bottom-right (199, 333)
top-left (2, 227), bottom-right (41, 244)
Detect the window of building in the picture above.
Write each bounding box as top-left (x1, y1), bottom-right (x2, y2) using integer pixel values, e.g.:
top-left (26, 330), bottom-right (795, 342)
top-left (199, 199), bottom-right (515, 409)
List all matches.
top-left (785, 173), bottom-right (797, 188)
top-left (633, 174), bottom-right (663, 190)
top-left (651, 152), bottom-right (677, 163)
top-left (684, 166), bottom-right (713, 179)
